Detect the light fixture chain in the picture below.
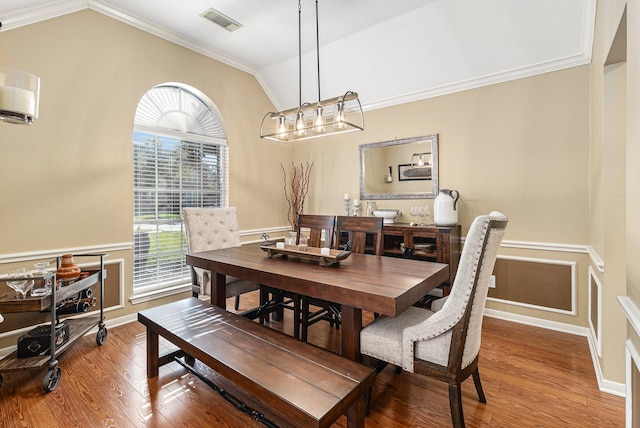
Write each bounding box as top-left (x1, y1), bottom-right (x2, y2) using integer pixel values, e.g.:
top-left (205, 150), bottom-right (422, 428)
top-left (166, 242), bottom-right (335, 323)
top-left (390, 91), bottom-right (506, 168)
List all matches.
top-left (316, 0), bottom-right (321, 102)
top-left (258, 0), bottom-right (364, 142)
top-left (298, 0), bottom-right (302, 108)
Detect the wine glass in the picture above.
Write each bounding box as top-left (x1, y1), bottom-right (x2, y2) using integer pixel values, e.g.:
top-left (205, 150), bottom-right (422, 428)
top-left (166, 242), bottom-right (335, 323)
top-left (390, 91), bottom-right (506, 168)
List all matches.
top-left (31, 261), bottom-right (52, 296)
top-left (423, 205), bottom-right (431, 225)
top-left (417, 206), bottom-right (426, 225)
top-left (410, 206), bottom-right (419, 225)
top-left (34, 261), bottom-right (49, 276)
top-left (7, 268), bottom-right (34, 299)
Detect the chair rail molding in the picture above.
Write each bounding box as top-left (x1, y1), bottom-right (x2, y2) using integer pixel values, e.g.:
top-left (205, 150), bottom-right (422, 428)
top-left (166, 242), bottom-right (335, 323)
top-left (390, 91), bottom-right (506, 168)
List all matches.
top-left (619, 296), bottom-right (640, 338)
top-left (0, 243), bottom-right (132, 264)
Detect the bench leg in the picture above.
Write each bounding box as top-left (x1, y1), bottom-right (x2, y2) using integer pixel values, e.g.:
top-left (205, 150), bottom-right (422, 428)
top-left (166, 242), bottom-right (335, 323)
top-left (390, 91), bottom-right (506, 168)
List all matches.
top-left (185, 355), bottom-right (196, 366)
top-left (146, 326), bottom-right (159, 378)
top-left (346, 395), bottom-right (365, 428)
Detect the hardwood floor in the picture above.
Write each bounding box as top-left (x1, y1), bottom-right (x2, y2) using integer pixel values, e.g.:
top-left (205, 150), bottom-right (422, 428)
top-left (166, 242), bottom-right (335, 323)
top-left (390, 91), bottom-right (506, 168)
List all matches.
top-left (0, 291), bottom-right (624, 427)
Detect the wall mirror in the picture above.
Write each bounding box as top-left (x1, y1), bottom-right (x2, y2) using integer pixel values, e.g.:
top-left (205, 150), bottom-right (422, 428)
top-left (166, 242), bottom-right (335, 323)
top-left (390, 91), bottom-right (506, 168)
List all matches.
top-left (359, 134), bottom-right (438, 200)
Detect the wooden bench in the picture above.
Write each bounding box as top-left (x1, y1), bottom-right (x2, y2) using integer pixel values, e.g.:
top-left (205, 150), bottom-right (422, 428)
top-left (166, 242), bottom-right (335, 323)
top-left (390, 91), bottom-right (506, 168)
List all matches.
top-left (138, 297), bottom-right (375, 428)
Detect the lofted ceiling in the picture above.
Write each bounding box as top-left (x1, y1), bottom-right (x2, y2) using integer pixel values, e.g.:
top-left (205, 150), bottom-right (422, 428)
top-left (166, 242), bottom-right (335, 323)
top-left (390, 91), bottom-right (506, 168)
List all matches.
top-left (0, 0), bottom-right (595, 112)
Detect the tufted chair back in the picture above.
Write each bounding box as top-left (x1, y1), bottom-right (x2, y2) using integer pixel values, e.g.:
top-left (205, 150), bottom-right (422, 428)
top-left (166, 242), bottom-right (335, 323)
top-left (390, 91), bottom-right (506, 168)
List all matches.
top-left (183, 207), bottom-right (242, 253)
top-left (183, 207), bottom-right (252, 298)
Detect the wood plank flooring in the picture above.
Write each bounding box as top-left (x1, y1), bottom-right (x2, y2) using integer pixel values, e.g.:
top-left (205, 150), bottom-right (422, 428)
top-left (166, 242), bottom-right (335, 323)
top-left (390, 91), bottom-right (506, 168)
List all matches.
top-left (0, 291), bottom-right (624, 427)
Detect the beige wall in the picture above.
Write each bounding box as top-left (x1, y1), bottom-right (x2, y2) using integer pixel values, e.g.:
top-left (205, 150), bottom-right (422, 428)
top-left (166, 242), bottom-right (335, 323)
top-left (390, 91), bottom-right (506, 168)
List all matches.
top-left (297, 68), bottom-right (590, 242)
top-left (624, 2), bottom-right (640, 304)
top-left (590, 0), bottom-right (640, 386)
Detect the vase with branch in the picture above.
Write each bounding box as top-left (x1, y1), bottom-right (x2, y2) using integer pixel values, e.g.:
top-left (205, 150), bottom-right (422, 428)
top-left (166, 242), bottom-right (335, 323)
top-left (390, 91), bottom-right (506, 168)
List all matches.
top-left (281, 161), bottom-right (314, 242)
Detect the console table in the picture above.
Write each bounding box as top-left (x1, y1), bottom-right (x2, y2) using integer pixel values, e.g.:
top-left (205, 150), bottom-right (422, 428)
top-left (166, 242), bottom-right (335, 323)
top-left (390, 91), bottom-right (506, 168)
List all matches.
top-left (382, 223), bottom-right (461, 293)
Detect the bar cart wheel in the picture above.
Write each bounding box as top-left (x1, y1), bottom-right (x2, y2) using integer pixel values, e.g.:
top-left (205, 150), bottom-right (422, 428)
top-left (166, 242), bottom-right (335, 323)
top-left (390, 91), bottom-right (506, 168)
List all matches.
top-left (43, 365), bottom-right (61, 392)
top-left (96, 325), bottom-right (108, 346)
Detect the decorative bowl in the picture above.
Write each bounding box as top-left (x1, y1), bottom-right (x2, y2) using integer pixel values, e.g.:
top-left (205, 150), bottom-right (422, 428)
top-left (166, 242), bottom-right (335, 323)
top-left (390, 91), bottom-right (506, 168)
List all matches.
top-left (372, 209), bottom-right (401, 224)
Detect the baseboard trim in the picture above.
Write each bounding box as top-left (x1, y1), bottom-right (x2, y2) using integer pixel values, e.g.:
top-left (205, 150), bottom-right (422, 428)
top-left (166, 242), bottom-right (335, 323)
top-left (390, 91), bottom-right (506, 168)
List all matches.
top-left (484, 308), bottom-right (588, 336)
top-left (0, 312), bottom-right (138, 359)
top-left (484, 308), bottom-right (625, 397)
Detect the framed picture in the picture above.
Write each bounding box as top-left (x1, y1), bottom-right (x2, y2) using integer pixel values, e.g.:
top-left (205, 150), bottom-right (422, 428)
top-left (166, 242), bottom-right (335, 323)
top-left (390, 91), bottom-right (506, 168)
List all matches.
top-left (398, 163), bottom-right (431, 181)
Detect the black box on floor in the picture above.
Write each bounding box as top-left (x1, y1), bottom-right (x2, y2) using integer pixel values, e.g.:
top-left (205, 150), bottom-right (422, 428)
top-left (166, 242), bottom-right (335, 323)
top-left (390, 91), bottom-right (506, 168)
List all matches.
top-left (17, 322), bottom-right (69, 358)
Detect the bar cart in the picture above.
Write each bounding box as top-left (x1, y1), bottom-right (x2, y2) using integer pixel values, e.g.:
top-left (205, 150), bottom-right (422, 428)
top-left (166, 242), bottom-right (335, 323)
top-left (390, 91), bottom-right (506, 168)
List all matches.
top-left (0, 253), bottom-right (107, 392)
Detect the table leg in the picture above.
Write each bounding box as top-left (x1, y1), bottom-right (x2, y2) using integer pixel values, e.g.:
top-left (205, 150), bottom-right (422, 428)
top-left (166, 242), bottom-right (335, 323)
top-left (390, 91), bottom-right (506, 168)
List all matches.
top-left (211, 272), bottom-right (227, 309)
top-left (346, 395), bottom-right (365, 428)
top-left (340, 305), bottom-right (362, 361)
top-left (146, 326), bottom-right (159, 378)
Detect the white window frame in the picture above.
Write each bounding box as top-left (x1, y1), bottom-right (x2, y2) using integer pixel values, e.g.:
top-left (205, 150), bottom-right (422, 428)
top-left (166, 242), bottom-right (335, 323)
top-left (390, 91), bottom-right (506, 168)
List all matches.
top-left (131, 83), bottom-right (229, 302)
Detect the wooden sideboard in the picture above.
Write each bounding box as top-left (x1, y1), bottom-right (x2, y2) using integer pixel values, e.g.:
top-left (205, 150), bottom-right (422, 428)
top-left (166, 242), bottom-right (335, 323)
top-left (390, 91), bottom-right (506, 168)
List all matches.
top-left (382, 223), bottom-right (461, 293)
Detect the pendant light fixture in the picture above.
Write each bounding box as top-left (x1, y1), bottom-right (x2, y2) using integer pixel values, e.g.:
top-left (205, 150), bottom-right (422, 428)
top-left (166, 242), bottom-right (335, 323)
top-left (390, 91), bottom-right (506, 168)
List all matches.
top-left (260, 0), bottom-right (364, 143)
top-left (0, 66), bottom-right (40, 125)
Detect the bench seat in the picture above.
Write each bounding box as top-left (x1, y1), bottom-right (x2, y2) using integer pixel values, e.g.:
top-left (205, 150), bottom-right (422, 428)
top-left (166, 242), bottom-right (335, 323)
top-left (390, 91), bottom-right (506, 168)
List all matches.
top-left (138, 297), bottom-right (375, 428)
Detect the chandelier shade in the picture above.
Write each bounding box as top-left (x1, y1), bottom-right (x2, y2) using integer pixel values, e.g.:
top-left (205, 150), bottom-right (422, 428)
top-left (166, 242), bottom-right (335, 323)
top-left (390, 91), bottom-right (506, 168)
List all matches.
top-left (0, 66), bottom-right (40, 125)
top-left (260, 91), bottom-right (364, 142)
top-left (260, 0), bottom-right (364, 143)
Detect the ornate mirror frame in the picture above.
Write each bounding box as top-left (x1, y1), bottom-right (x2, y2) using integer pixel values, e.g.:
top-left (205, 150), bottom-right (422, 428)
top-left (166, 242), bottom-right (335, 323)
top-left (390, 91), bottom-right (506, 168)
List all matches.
top-left (359, 134), bottom-right (439, 200)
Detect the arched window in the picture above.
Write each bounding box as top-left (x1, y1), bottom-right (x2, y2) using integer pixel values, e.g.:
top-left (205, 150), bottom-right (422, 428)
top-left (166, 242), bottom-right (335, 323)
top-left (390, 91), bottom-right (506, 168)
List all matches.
top-left (133, 83), bottom-right (228, 293)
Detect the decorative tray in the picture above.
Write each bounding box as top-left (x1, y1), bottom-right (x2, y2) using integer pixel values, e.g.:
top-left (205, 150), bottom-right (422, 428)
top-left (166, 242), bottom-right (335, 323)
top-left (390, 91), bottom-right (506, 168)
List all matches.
top-left (259, 243), bottom-right (351, 266)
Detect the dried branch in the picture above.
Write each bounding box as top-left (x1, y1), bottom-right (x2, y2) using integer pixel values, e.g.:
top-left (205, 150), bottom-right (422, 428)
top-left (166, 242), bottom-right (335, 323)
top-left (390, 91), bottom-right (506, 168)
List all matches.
top-left (281, 161), bottom-right (314, 229)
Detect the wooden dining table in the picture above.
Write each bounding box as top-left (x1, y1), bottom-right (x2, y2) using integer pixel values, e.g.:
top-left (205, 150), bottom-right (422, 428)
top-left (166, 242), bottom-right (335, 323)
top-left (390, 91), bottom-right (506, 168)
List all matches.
top-left (186, 243), bottom-right (449, 361)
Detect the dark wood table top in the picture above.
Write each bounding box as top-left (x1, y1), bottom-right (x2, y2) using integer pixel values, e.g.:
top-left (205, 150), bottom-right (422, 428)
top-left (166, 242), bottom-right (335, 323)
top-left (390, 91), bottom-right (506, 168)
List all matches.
top-left (186, 243), bottom-right (449, 360)
top-left (187, 244), bottom-right (449, 317)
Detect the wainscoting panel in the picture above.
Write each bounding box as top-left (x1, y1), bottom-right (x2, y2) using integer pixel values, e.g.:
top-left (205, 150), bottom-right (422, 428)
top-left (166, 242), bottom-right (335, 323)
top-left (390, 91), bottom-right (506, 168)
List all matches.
top-left (626, 340), bottom-right (640, 428)
top-left (488, 255), bottom-right (576, 315)
top-left (589, 266), bottom-right (603, 356)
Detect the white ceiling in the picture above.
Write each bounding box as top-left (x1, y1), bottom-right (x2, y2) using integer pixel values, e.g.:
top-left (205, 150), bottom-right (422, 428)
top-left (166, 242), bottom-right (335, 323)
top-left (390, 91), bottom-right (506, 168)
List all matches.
top-left (0, 0), bottom-right (596, 112)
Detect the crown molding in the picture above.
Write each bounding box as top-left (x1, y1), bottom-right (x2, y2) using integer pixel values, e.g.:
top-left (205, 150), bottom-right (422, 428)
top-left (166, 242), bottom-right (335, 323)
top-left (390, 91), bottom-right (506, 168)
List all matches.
top-left (0, 0), bottom-right (257, 76)
top-left (0, 0), bottom-right (87, 30)
top-left (87, 0), bottom-right (256, 75)
top-left (362, 53), bottom-right (592, 113)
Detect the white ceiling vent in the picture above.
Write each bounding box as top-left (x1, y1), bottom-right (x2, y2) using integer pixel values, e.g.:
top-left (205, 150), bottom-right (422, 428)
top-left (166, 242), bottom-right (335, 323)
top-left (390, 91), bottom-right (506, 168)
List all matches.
top-left (200, 8), bottom-right (242, 32)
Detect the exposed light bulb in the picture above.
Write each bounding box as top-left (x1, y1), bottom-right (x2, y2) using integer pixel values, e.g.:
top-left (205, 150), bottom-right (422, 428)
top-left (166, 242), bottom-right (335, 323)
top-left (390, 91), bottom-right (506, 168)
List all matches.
top-left (294, 111), bottom-right (307, 136)
top-left (276, 114), bottom-right (289, 141)
top-left (334, 100), bottom-right (347, 128)
top-left (313, 105), bottom-right (326, 133)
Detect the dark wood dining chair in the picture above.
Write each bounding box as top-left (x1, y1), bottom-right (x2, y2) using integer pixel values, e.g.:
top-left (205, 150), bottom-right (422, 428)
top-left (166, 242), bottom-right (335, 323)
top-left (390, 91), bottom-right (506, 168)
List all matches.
top-left (300, 215), bottom-right (384, 342)
top-left (259, 215), bottom-right (337, 339)
top-left (335, 215), bottom-right (384, 255)
top-left (296, 214), bottom-right (336, 249)
top-left (295, 215), bottom-right (337, 341)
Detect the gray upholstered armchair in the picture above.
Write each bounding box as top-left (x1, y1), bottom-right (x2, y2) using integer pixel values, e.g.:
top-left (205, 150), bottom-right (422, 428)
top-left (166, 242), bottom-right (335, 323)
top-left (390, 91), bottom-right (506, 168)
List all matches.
top-left (183, 207), bottom-right (260, 310)
top-left (360, 211), bottom-right (508, 428)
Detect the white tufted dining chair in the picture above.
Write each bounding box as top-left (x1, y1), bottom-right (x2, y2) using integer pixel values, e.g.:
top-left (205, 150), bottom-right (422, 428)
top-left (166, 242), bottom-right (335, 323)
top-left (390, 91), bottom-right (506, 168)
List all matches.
top-left (360, 211), bottom-right (508, 428)
top-left (183, 207), bottom-right (260, 310)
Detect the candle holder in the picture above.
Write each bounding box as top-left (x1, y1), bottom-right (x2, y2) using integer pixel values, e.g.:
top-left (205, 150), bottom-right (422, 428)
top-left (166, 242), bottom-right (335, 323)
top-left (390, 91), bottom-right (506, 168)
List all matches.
top-left (352, 200), bottom-right (360, 216)
top-left (344, 196), bottom-right (350, 216)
